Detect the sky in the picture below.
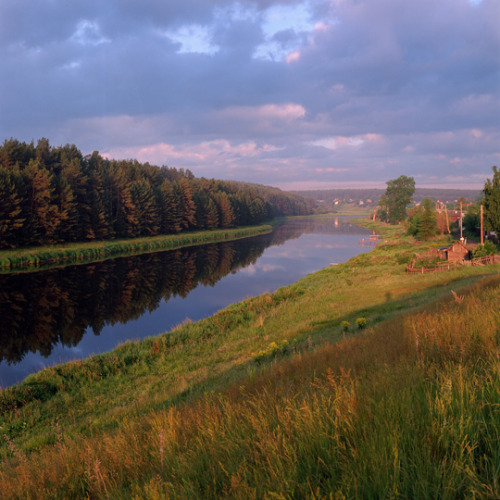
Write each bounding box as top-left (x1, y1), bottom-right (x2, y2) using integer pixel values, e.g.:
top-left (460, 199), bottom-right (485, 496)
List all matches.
top-left (0, 0), bottom-right (499, 191)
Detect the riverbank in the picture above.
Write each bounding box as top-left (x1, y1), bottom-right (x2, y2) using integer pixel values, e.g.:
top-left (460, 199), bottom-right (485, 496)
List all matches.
top-left (334, 206), bottom-right (372, 216)
top-left (1, 220), bottom-right (499, 498)
top-left (0, 225), bottom-right (272, 272)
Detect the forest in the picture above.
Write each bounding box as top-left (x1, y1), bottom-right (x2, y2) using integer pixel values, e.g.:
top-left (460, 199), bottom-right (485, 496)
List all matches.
top-left (0, 138), bottom-right (314, 249)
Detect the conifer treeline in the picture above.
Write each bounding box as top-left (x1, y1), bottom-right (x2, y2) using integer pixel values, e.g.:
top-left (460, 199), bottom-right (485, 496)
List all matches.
top-left (0, 138), bottom-right (314, 249)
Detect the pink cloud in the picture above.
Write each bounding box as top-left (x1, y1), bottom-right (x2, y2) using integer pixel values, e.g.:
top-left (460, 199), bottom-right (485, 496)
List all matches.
top-left (286, 51), bottom-right (301, 63)
top-left (313, 22), bottom-right (330, 32)
top-left (103, 139), bottom-right (284, 173)
top-left (218, 103), bottom-right (306, 122)
top-left (311, 133), bottom-right (383, 150)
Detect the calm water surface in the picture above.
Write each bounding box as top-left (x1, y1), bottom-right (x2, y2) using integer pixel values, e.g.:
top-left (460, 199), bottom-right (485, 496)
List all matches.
top-left (0, 216), bottom-right (372, 387)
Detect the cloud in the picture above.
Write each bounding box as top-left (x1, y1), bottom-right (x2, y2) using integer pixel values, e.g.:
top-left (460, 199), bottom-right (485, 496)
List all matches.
top-left (71, 20), bottom-right (110, 46)
top-left (253, 2), bottom-right (315, 61)
top-left (158, 24), bottom-right (218, 55)
top-left (0, 0), bottom-right (498, 189)
top-left (102, 136), bottom-right (287, 180)
top-left (310, 134), bottom-right (382, 150)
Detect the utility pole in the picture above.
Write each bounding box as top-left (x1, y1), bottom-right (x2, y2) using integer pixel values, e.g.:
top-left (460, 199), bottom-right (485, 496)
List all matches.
top-left (444, 203), bottom-right (450, 234)
top-left (480, 204), bottom-right (484, 245)
top-left (460, 201), bottom-right (463, 241)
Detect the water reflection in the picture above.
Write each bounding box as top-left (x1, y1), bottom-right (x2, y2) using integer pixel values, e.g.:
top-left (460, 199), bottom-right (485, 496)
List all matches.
top-left (0, 217), bottom-right (370, 387)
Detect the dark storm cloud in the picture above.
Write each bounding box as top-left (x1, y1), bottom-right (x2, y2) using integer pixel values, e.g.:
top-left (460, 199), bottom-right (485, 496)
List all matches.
top-left (0, 0), bottom-right (498, 189)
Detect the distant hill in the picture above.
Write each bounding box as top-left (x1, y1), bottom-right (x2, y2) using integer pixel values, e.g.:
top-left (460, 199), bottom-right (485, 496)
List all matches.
top-left (294, 188), bottom-right (482, 205)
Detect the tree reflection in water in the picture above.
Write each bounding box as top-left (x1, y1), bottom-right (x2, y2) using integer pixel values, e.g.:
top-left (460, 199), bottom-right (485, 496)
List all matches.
top-left (0, 217), bottom-right (369, 372)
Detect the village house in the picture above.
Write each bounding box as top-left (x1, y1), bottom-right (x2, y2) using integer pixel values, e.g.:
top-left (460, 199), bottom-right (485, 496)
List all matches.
top-left (437, 240), bottom-right (476, 262)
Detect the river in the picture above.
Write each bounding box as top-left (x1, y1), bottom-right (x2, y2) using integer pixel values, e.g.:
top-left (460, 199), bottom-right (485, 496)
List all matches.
top-left (0, 216), bottom-right (372, 388)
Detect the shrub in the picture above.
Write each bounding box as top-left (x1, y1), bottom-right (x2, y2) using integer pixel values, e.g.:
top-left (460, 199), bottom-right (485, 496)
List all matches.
top-left (396, 253), bottom-right (412, 265)
top-left (340, 321), bottom-right (350, 333)
top-left (412, 257), bottom-right (440, 268)
top-left (254, 340), bottom-right (290, 363)
top-left (473, 240), bottom-right (497, 258)
top-left (356, 317), bottom-right (367, 329)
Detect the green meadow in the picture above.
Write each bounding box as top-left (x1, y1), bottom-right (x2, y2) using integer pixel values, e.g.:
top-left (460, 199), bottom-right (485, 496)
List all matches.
top-left (0, 219), bottom-right (498, 498)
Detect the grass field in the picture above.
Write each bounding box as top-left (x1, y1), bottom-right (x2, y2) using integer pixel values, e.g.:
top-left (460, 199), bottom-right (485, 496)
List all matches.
top-left (0, 219), bottom-right (498, 498)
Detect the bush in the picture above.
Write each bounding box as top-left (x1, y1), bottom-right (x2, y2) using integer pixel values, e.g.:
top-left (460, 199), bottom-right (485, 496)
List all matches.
top-left (356, 317), bottom-right (368, 329)
top-left (396, 253), bottom-right (412, 265)
top-left (412, 257), bottom-right (440, 268)
top-left (254, 340), bottom-right (289, 364)
top-left (340, 321), bottom-right (350, 333)
top-left (473, 240), bottom-right (497, 258)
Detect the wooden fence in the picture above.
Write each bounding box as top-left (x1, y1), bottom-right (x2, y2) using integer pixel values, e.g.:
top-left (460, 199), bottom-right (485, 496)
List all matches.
top-left (407, 254), bottom-right (497, 274)
top-left (359, 234), bottom-right (382, 246)
top-left (467, 255), bottom-right (496, 266)
top-left (407, 261), bottom-right (460, 274)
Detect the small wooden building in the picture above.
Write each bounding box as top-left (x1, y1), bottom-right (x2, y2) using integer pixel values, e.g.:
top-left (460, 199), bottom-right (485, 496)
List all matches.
top-left (438, 241), bottom-right (473, 262)
top-left (486, 231), bottom-right (499, 244)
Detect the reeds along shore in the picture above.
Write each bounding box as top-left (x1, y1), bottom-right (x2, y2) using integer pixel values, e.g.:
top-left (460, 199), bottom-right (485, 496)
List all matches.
top-left (0, 220), bottom-right (499, 498)
top-left (0, 225), bottom-right (272, 271)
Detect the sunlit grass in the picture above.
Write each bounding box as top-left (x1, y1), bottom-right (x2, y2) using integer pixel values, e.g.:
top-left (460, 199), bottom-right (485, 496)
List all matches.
top-left (0, 220), bottom-right (498, 498)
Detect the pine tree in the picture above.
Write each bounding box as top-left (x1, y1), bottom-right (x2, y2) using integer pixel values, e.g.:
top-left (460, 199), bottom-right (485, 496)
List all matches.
top-left (483, 166), bottom-right (500, 233)
top-left (175, 179), bottom-right (196, 230)
top-left (0, 168), bottom-right (25, 248)
top-left (63, 158), bottom-right (91, 241)
top-left (53, 175), bottom-right (78, 242)
top-left (0, 138), bottom-right (35, 169)
top-left (35, 137), bottom-right (52, 167)
top-left (108, 162), bottom-right (137, 238)
top-left (416, 198), bottom-right (437, 240)
top-left (214, 192), bottom-right (234, 228)
top-left (23, 159), bottom-right (60, 244)
top-left (130, 180), bottom-right (160, 236)
top-left (205, 198), bottom-right (220, 229)
top-left (160, 181), bottom-right (182, 233)
top-left (87, 164), bottom-right (113, 240)
top-left (249, 198), bottom-right (266, 224)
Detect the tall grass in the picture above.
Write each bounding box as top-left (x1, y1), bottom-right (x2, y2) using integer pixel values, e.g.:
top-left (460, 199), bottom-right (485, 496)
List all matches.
top-left (0, 225), bottom-right (272, 272)
top-left (0, 220), bottom-right (498, 498)
top-left (0, 278), bottom-right (498, 497)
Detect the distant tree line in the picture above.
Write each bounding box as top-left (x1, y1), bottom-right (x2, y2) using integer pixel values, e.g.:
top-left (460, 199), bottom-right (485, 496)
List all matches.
top-left (294, 187), bottom-right (482, 206)
top-left (0, 138), bottom-right (314, 249)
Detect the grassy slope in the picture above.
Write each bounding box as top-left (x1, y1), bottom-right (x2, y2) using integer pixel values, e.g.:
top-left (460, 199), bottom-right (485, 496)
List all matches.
top-left (0, 220), bottom-right (499, 498)
top-left (334, 205), bottom-right (372, 216)
top-left (0, 225), bottom-right (272, 272)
